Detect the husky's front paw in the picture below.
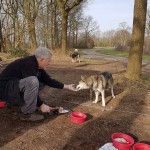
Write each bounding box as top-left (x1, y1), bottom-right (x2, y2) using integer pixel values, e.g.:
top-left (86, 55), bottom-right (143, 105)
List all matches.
top-left (102, 104), bottom-right (106, 107)
top-left (92, 101), bottom-right (97, 103)
top-left (112, 95), bottom-right (115, 98)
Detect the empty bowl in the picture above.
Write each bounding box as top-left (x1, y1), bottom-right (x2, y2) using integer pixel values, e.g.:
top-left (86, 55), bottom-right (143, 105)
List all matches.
top-left (0, 101), bottom-right (6, 108)
top-left (70, 112), bottom-right (86, 124)
top-left (111, 132), bottom-right (135, 150)
top-left (132, 143), bottom-right (150, 150)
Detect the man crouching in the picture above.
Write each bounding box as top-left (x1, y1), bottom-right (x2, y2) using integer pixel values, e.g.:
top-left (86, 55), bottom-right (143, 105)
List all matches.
top-left (0, 47), bottom-right (77, 122)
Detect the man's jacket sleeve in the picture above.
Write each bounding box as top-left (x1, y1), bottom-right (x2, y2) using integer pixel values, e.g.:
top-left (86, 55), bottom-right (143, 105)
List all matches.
top-left (39, 69), bottom-right (64, 89)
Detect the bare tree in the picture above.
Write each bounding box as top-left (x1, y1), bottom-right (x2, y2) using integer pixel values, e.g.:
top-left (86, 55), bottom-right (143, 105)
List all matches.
top-left (1, 0), bottom-right (13, 51)
top-left (49, 0), bottom-right (61, 49)
top-left (67, 6), bottom-right (83, 48)
top-left (56, 0), bottom-right (84, 53)
top-left (80, 16), bottom-right (99, 48)
top-left (100, 30), bottom-right (116, 47)
top-left (144, 8), bottom-right (150, 54)
top-left (0, 0), bottom-right (5, 52)
top-left (21, 0), bottom-right (42, 49)
top-left (114, 22), bottom-right (131, 47)
top-left (0, 0), bottom-right (88, 53)
top-left (36, 0), bottom-right (61, 49)
top-left (53, 2), bottom-right (61, 49)
top-left (125, 0), bottom-right (147, 80)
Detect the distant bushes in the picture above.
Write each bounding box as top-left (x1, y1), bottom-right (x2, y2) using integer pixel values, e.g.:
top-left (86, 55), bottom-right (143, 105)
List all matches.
top-left (10, 48), bottom-right (29, 57)
top-left (114, 44), bottom-right (130, 52)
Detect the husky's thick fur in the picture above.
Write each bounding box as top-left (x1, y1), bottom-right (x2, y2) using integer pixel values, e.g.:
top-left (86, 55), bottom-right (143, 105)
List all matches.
top-left (70, 49), bottom-right (80, 63)
top-left (76, 72), bottom-right (115, 107)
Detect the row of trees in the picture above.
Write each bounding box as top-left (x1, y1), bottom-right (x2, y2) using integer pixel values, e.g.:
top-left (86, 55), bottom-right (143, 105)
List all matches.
top-left (94, 22), bottom-right (131, 48)
top-left (0, 0), bottom-right (99, 53)
top-left (1, 0), bottom-right (149, 55)
top-left (0, 0), bottom-right (149, 80)
top-left (94, 7), bottom-right (150, 55)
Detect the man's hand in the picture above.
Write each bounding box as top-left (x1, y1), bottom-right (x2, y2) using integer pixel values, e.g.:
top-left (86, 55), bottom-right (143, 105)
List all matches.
top-left (40, 103), bottom-right (57, 113)
top-left (64, 84), bottom-right (77, 91)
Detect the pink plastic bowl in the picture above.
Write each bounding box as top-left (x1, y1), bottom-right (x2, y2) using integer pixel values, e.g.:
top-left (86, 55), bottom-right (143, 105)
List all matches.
top-left (0, 101), bottom-right (6, 108)
top-left (70, 112), bottom-right (86, 124)
top-left (111, 133), bottom-right (135, 150)
top-left (132, 143), bottom-right (150, 150)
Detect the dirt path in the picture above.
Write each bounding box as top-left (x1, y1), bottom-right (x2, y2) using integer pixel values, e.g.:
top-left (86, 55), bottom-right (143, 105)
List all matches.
top-left (81, 48), bottom-right (150, 64)
top-left (81, 48), bottom-right (150, 77)
top-left (81, 48), bottom-right (128, 62)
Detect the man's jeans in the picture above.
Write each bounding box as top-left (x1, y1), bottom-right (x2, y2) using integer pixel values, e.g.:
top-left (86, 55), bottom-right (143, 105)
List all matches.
top-left (19, 76), bottom-right (44, 114)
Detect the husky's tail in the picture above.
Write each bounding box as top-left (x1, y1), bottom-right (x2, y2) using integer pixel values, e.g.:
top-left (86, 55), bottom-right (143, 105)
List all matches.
top-left (100, 71), bottom-right (113, 89)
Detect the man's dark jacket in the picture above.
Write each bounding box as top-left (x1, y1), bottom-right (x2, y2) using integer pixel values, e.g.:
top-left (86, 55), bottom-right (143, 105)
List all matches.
top-left (0, 56), bottom-right (64, 106)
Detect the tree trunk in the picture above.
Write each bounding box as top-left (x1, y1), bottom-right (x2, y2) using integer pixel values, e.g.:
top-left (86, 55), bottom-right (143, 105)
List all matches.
top-left (28, 20), bottom-right (37, 49)
top-left (14, 17), bottom-right (21, 48)
top-left (61, 10), bottom-right (68, 53)
top-left (56, 0), bottom-right (83, 53)
top-left (72, 21), bottom-right (75, 48)
top-left (49, 0), bottom-right (54, 49)
top-left (0, 20), bottom-right (5, 52)
top-left (5, 13), bottom-right (12, 52)
top-left (54, 3), bottom-right (59, 48)
top-left (75, 26), bottom-right (78, 47)
top-left (125, 0), bottom-right (147, 80)
top-left (23, 0), bottom-right (41, 49)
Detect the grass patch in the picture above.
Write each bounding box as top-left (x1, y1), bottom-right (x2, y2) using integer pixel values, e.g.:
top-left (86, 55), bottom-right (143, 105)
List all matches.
top-left (97, 48), bottom-right (129, 57)
top-left (96, 48), bottom-right (150, 61)
top-left (80, 58), bottom-right (110, 64)
top-left (81, 58), bottom-right (101, 63)
top-left (142, 55), bottom-right (150, 61)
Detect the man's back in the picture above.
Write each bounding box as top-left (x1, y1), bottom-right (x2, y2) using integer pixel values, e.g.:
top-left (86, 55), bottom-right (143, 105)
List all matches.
top-left (0, 56), bottom-right (37, 80)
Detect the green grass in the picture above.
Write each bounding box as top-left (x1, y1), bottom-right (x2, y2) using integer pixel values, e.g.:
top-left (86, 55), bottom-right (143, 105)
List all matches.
top-left (80, 58), bottom-right (107, 63)
top-left (96, 48), bottom-right (150, 61)
top-left (142, 55), bottom-right (150, 61)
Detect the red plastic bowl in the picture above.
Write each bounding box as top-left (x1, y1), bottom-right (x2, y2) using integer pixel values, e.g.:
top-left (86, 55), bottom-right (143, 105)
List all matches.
top-left (111, 133), bottom-right (135, 150)
top-left (70, 112), bottom-right (86, 124)
top-left (0, 101), bottom-right (6, 108)
top-left (132, 143), bottom-right (150, 150)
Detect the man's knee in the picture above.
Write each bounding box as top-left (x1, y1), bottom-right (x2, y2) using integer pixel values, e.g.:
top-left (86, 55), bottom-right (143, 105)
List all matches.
top-left (19, 76), bottom-right (40, 92)
top-left (28, 76), bottom-right (39, 88)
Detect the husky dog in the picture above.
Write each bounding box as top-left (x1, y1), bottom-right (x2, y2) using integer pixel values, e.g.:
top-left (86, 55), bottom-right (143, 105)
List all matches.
top-left (70, 49), bottom-right (80, 63)
top-left (76, 72), bottom-right (115, 107)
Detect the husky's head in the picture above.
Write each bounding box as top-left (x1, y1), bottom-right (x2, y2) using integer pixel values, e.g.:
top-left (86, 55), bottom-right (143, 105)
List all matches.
top-left (76, 76), bottom-right (90, 90)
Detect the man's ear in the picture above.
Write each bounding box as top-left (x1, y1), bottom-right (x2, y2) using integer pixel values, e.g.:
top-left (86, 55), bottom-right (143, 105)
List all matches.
top-left (37, 57), bottom-right (42, 61)
top-left (38, 58), bottom-right (44, 62)
top-left (37, 58), bottom-right (44, 68)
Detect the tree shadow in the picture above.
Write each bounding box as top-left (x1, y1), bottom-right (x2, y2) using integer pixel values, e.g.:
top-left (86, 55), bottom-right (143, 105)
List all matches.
top-left (85, 113), bottom-right (93, 121)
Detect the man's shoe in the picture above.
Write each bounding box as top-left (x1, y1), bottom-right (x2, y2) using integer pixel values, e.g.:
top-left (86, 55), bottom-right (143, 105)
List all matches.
top-left (20, 113), bottom-right (44, 122)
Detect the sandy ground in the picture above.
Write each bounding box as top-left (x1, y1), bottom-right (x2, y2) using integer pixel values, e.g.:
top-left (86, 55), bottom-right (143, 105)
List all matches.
top-left (0, 51), bottom-right (150, 150)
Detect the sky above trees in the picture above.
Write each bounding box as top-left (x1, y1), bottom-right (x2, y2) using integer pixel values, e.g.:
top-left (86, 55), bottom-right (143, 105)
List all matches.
top-left (83, 0), bottom-right (150, 32)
